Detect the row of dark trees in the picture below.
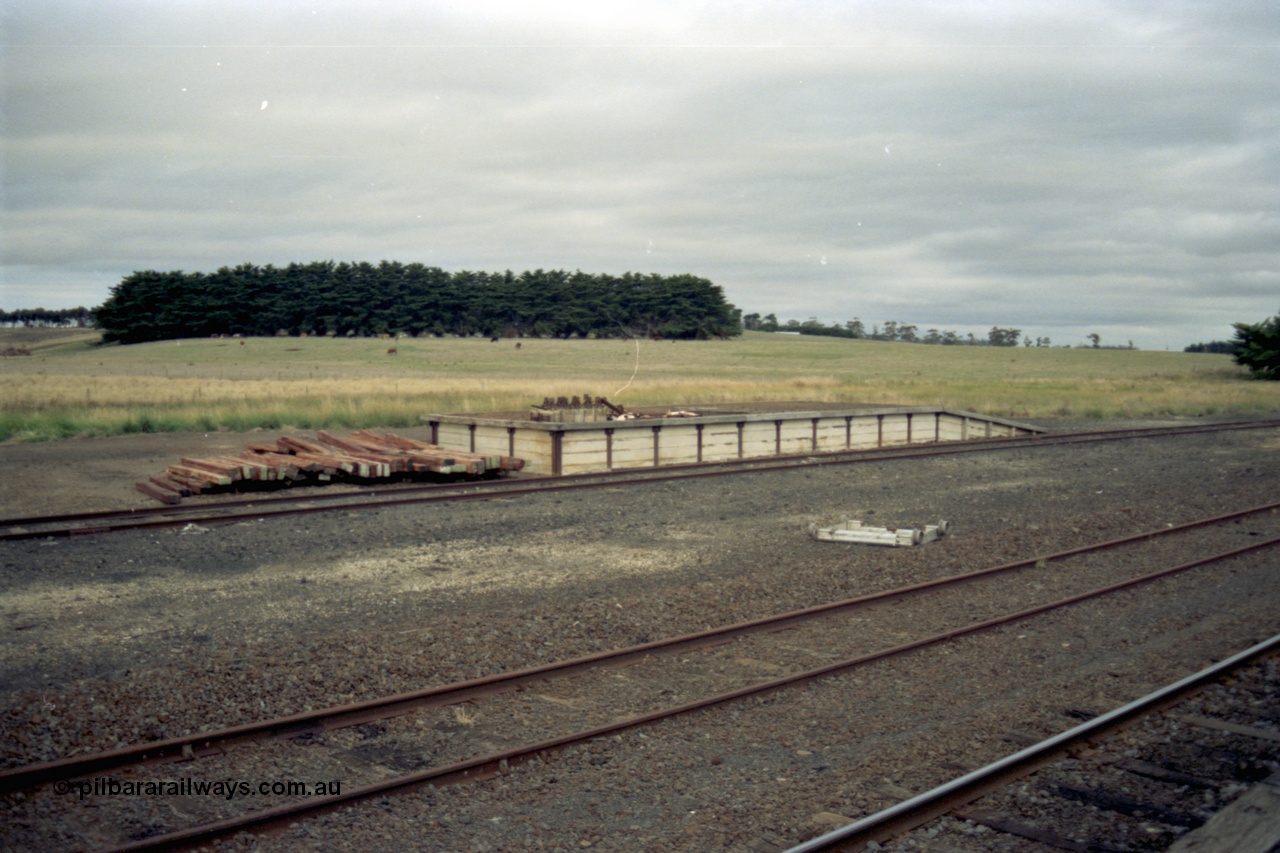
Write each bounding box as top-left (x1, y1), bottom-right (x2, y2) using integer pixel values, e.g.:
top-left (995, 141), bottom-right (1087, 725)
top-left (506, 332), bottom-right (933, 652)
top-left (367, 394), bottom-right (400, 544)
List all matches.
top-left (1184, 341), bottom-right (1236, 354)
top-left (0, 307), bottom-right (95, 328)
top-left (742, 313), bottom-right (1034, 347)
top-left (92, 262), bottom-right (743, 344)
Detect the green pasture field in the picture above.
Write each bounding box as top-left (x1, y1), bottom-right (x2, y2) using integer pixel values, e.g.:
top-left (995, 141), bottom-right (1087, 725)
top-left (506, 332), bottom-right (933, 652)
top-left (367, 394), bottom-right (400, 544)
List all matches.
top-left (1, 328), bottom-right (1275, 442)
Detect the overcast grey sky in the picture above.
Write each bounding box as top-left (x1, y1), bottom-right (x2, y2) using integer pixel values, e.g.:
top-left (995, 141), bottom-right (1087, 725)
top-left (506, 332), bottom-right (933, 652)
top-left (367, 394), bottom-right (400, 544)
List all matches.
top-left (3, 1), bottom-right (1277, 349)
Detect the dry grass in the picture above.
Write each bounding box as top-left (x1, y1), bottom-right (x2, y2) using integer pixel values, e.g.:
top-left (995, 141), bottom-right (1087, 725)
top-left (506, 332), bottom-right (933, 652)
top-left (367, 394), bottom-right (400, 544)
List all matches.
top-left (1, 330), bottom-right (1275, 441)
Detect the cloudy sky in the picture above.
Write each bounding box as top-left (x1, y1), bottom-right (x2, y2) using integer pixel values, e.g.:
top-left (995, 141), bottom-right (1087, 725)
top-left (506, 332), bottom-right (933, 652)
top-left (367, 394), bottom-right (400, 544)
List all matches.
top-left (3, 1), bottom-right (1277, 349)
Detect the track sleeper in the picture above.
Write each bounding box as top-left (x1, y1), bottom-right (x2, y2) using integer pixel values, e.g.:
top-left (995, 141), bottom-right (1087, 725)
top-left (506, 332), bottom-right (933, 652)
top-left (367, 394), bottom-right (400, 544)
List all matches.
top-left (1112, 758), bottom-right (1222, 790)
top-left (1172, 714), bottom-right (1280, 742)
top-left (958, 807), bottom-right (1108, 852)
top-left (1048, 782), bottom-right (1204, 827)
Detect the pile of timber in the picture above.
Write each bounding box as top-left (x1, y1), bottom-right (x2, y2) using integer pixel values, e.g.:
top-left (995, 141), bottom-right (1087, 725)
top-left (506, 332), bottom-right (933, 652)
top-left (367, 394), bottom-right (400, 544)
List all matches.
top-left (135, 430), bottom-right (524, 505)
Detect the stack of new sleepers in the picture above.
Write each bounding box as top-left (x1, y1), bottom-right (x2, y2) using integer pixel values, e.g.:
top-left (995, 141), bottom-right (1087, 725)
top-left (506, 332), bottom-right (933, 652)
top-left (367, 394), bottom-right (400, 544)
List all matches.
top-left (135, 430), bottom-right (524, 504)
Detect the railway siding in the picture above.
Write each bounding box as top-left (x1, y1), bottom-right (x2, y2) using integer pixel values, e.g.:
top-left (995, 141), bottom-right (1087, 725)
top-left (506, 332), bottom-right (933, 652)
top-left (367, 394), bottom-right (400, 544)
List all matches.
top-left (0, 418), bottom-right (1277, 851)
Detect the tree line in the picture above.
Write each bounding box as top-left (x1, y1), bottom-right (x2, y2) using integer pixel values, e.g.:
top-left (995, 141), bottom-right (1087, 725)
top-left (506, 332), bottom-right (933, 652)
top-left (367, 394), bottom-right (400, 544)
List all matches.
top-left (0, 307), bottom-right (95, 328)
top-left (1183, 341), bottom-right (1235, 354)
top-left (742, 313), bottom-right (1043, 347)
top-left (92, 262), bottom-right (742, 344)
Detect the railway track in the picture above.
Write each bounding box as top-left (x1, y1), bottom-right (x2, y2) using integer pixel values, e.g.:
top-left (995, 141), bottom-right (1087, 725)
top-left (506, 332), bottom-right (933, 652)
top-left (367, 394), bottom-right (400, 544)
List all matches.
top-left (4, 500), bottom-right (1276, 851)
top-left (2, 418), bottom-right (1277, 541)
top-left (786, 639), bottom-right (1280, 852)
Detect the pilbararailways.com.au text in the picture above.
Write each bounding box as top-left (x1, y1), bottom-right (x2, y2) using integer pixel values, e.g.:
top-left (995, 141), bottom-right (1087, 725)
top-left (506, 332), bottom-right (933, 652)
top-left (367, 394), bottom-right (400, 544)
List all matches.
top-left (54, 776), bottom-right (342, 801)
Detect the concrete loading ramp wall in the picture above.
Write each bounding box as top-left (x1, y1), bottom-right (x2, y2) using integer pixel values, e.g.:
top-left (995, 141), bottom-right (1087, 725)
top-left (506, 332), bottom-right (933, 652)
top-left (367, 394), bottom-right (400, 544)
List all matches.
top-left (421, 405), bottom-right (1044, 477)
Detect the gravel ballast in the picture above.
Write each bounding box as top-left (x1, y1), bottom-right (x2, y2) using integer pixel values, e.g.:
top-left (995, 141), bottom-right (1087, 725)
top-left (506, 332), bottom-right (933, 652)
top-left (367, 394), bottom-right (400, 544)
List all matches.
top-left (1, 417), bottom-right (1278, 851)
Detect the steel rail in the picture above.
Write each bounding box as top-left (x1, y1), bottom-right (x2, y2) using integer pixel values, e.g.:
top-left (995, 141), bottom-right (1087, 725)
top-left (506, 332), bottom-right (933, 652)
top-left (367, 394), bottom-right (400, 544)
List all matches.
top-left (20, 417), bottom-right (1280, 530)
top-left (5, 418), bottom-right (1276, 539)
top-left (91, 533), bottom-right (1280, 852)
top-left (3, 418), bottom-right (1277, 541)
top-left (782, 632), bottom-right (1280, 853)
top-left (7, 498), bottom-right (1279, 798)
top-left (6, 499), bottom-right (1276, 796)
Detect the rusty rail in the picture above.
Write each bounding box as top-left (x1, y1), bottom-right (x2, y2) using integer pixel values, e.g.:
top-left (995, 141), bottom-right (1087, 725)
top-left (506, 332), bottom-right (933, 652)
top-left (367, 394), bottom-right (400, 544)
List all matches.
top-left (3, 418), bottom-right (1277, 541)
top-left (5, 499), bottom-right (1276, 797)
top-left (4, 508), bottom-right (1277, 850)
top-left (94, 532), bottom-right (1280, 852)
top-left (782, 632), bottom-right (1280, 852)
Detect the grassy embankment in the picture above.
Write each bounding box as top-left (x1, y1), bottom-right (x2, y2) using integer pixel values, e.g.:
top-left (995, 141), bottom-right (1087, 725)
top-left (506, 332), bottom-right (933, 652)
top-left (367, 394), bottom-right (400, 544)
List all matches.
top-left (0, 328), bottom-right (1274, 442)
